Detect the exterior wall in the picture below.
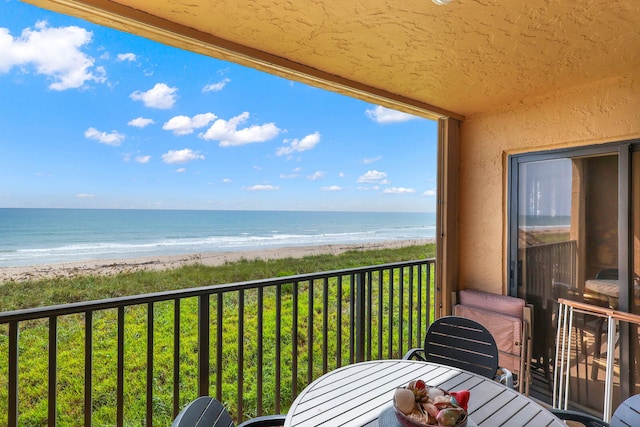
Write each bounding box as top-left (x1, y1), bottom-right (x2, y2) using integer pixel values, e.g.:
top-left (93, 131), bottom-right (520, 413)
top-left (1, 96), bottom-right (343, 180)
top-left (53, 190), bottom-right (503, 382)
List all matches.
top-left (458, 72), bottom-right (640, 295)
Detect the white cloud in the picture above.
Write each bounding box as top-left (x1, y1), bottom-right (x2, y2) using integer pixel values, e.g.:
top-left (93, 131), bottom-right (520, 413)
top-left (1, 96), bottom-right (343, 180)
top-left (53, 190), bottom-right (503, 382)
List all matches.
top-left (383, 187), bottom-right (416, 194)
top-left (244, 184), bottom-right (280, 191)
top-left (117, 52), bottom-right (136, 62)
top-left (0, 21), bottom-right (106, 90)
top-left (128, 117), bottom-right (155, 128)
top-left (175, 168), bottom-right (186, 173)
top-left (161, 148), bottom-right (205, 164)
top-left (276, 132), bottom-right (321, 156)
top-left (203, 78), bottom-right (230, 92)
top-left (135, 155), bottom-right (151, 164)
top-left (363, 155), bottom-right (382, 164)
top-left (424, 188), bottom-right (437, 196)
top-left (357, 170), bottom-right (388, 183)
top-left (365, 105), bottom-right (417, 124)
top-left (76, 193), bottom-right (95, 198)
top-left (339, 172), bottom-right (345, 178)
top-left (307, 171), bottom-right (326, 180)
top-left (163, 113), bottom-right (217, 136)
top-left (280, 173), bottom-right (300, 179)
top-left (200, 112), bottom-right (280, 146)
top-left (222, 178), bottom-right (232, 183)
top-left (84, 127), bottom-right (125, 146)
top-left (280, 167), bottom-right (302, 179)
top-left (130, 83), bottom-right (177, 109)
top-left (321, 186), bottom-right (342, 191)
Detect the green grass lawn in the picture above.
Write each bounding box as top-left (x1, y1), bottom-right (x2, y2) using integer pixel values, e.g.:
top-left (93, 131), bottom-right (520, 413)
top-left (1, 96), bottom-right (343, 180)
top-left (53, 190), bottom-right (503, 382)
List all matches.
top-left (0, 244), bottom-right (435, 426)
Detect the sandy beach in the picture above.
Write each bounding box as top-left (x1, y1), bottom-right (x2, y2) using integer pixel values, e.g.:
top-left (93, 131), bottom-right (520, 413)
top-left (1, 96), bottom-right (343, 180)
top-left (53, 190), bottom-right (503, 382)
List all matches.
top-left (0, 239), bottom-right (433, 283)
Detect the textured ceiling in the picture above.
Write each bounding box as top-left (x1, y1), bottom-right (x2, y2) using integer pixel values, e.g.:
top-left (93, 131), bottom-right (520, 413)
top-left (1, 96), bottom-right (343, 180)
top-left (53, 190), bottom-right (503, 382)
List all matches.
top-left (25, 0), bottom-right (640, 120)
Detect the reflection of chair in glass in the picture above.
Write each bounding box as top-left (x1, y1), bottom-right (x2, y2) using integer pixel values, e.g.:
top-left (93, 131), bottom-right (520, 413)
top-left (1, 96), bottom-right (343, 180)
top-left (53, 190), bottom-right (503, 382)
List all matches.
top-left (549, 393), bottom-right (640, 427)
top-left (553, 281), bottom-right (608, 357)
top-left (172, 396), bottom-right (286, 427)
top-left (592, 268), bottom-right (619, 348)
top-left (590, 268), bottom-right (621, 311)
top-left (596, 269), bottom-right (619, 280)
top-left (586, 269), bottom-right (622, 380)
top-left (403, 316), bottom-right (513, 387)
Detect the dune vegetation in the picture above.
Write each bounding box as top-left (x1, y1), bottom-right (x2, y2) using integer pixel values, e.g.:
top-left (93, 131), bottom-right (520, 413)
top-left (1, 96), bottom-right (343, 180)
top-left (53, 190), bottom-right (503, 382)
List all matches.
top-left (0, 243), bottom-right (435, 426)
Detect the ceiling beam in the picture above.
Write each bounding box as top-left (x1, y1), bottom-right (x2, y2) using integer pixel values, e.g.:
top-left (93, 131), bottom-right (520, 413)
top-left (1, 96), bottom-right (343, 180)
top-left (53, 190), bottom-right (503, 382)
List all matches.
top-left (24, 0), bottom-right (464, 121)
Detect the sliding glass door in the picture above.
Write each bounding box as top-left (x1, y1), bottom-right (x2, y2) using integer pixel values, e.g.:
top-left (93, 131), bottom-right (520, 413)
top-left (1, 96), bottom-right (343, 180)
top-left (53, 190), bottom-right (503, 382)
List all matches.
top-left (509, 142), bottom-right (640, 411)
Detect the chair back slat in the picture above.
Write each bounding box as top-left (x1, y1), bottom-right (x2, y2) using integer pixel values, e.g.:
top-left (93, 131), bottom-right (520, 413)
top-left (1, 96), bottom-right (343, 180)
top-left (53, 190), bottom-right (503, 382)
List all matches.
top-left (423, 316), bottom-right (499, 380)
top-left (173, 396), bottom-right (234, 427)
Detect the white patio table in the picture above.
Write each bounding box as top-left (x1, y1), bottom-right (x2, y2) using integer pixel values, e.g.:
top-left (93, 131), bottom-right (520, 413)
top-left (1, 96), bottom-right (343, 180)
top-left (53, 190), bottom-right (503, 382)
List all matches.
top-left (285, 359), bottom-right (564, 427)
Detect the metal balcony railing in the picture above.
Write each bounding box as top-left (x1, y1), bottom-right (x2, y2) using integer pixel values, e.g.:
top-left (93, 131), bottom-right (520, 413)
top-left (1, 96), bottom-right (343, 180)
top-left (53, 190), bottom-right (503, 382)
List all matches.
top-left (554, 298), bottom-right (640, 422)
top-left (0, 258), bottom-right (436, 426)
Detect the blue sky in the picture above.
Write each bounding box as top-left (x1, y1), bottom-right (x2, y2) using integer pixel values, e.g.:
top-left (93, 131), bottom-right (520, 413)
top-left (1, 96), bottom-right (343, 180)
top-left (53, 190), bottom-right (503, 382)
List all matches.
top-left (0, 0), bottom-right (437, 213)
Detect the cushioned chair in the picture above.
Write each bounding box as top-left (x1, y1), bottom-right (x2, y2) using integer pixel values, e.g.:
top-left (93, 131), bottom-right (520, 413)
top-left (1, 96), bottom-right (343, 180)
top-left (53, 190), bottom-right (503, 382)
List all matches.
top-left (172, 396), bottom-right (286, 427)
top-left (549, 393), bottom-right (640, 427)
top-left (452, 289), bottom-right (531, 393)
top-left (403, 316), bottom-right (513, 388)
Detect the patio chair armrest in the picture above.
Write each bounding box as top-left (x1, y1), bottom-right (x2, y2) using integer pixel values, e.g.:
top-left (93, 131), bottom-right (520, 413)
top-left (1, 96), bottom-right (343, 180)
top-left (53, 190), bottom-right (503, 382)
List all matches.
top-left (402, 348), bottom-right (426, 361)
top-left (496, 367), bottom-right (514, 389)
top-left (237, 414), bottom-right (287, 427)
top-left (547, 408), bottom-right (608, 427)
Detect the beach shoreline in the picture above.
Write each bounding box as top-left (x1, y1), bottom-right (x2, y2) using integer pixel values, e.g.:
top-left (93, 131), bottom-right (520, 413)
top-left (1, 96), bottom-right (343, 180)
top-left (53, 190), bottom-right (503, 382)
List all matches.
top-left (0, 239), bottom-right (433, 283)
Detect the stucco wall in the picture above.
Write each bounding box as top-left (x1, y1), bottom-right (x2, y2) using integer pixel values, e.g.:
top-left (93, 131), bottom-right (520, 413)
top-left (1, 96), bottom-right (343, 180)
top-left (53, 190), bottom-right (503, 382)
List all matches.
top-left (458, 72), bottom-right (640, 295)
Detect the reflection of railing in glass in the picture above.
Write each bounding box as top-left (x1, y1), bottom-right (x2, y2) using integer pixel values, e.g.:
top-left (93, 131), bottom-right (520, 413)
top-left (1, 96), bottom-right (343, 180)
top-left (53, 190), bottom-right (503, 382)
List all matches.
top-left (519, 240), bottom-right (577, 385)
top-left (554, 299), bottom-right (640, 423)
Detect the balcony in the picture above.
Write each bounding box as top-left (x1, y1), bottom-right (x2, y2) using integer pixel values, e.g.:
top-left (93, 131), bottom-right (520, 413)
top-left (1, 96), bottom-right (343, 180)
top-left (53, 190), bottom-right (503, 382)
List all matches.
top-left (0, 259), bottom-right (435, 426)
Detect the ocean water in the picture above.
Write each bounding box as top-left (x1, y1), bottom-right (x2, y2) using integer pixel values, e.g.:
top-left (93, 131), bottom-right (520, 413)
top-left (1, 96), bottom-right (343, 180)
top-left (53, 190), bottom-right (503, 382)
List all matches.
top-left (0, 208), bottom-right (436, 267)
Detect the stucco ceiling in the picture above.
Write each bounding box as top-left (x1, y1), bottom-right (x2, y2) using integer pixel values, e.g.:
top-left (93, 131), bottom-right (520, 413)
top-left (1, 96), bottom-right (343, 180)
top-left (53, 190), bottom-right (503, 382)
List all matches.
top-left (25, 0), bottom-right (640, 120)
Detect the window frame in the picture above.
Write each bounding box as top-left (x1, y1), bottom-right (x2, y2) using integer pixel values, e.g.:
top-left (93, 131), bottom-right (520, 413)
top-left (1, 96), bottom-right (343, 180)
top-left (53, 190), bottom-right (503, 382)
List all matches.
top-left (507, 141), bottom-right (634, 297)
top-left (507, 138), bottom-right (640, 398)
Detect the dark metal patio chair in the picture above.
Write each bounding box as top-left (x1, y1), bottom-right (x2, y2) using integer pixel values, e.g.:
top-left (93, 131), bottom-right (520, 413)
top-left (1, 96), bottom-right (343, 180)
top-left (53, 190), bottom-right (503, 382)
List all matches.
top-left (403, 316), bottom-right (513, 387)
top-left (549, 393), bottom-right (640, 427)
top-left (172, 396), bottom-right (286, 427)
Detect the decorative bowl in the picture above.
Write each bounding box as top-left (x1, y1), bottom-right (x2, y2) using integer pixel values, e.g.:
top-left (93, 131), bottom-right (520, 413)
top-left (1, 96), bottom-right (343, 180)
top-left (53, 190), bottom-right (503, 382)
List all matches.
top-left (392, 383), bottom-right (468, 427)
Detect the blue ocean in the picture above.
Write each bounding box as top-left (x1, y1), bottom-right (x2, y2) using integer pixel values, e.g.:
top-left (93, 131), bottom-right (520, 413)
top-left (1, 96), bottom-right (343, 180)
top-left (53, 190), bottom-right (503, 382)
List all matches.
top-left (0, 208), bottom-right (436, 267)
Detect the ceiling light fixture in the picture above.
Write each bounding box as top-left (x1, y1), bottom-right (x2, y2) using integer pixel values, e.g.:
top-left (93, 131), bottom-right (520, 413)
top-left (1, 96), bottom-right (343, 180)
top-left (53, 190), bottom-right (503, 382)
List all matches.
top-left (432, 0), bottom-right (452, 4)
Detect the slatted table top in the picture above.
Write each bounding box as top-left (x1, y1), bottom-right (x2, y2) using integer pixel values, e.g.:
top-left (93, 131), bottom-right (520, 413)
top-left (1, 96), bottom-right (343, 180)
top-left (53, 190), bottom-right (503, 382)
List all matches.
top-left (285, 359), bottom-right (564, 427)
top-left (585, 279), bottom-right (622, 298)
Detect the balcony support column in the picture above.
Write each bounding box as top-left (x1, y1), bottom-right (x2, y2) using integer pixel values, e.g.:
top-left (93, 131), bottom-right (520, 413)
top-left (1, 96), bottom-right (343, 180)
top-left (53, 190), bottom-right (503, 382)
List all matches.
top-left (437, 117), bottom-right (461, 316)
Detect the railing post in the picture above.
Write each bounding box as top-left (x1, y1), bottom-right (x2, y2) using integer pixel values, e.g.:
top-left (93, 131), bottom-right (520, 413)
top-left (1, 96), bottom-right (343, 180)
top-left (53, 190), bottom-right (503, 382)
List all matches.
top-left (553, 301), bottom-right (569, 409)
top-left (307, 280), bottom-right (314, 383)
top-left (198, 295), bottom-right (210, 397)
top-left (8, 321), bottom-right (18, 427)
top-left (146, 303), bottom-right (154, 427)
top-left (48, 316), bottom-right (58, 427)
top-left (117, 307), bottom-right (125, 427)
top-left (237, 290), bottom-right (245, 421)
top-left (603, 315), bottom-right (616, 422)
top-left (85, 312), bottom-right (93, 427)
top-left (173, 299), bottom-right (181, 418)
top-left (355, 272), bottom-right (366, 362)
